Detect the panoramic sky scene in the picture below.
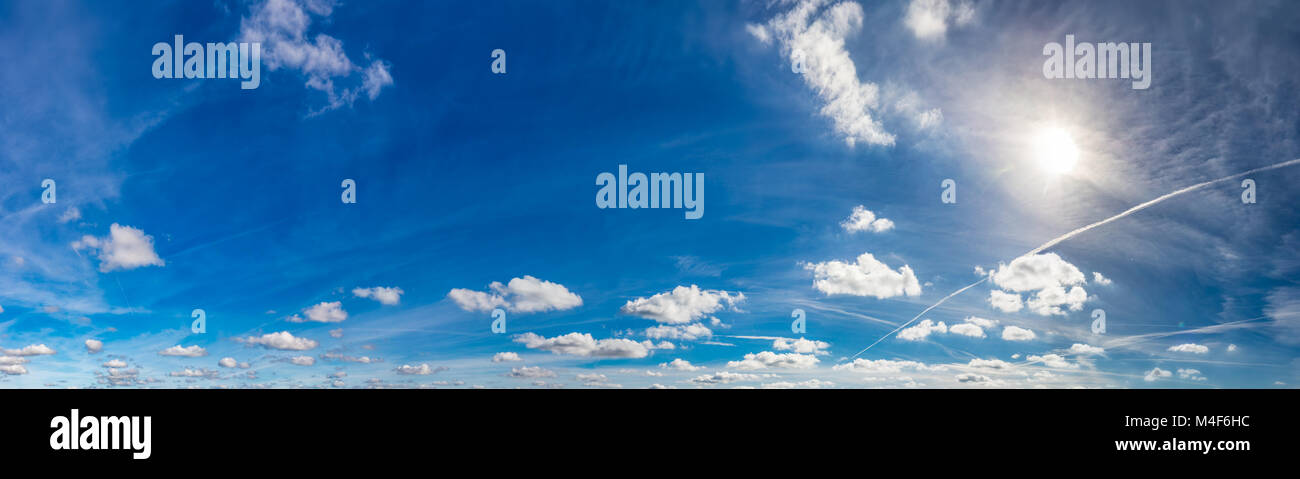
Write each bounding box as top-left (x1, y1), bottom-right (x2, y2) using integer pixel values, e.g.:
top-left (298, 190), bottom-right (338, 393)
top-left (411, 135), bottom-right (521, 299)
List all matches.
top-left (2, 0), bottom-right (1298, 389)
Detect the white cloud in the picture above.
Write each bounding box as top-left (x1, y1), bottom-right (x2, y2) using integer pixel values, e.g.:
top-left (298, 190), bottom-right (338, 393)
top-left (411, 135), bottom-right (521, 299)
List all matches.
top-left (756, 0), bottom-right (894, 146)
top-left (1167, 343), bottom-right (1209, 354)
top-left (1228, 344), bottom-right (1238, 352)
top-left (1001, 326), bottom-right (1037, 341)
top-left (448, 275), bottom-right (583, 314)
top-left (1177, 368), bottom-right (1207, 381)
top-left (239, 0), bottom-right (393, 108)
top-left (507, 366), bottom-right (556, 379)
top-left (1025, 285), bottom-right (1087, 316)
top-left (329, 328), bottom-right (343, 338)
top-left (158, 345), bottom-right (206, 357)
top-left (726, 351), bottom-right (819, 370)
top-left (898, 319), bottom-right (947, 341)
top-left (621, 285), bottom-right (744, 324)
top-left (71, 223), bottom-right (165, 272)
top-left (288, 301), bottom-right (348, 323)
top-left (762, 379), bottom-right (834, 389)
top-left (59, 207), bottom-right (81, 223)
top-left (1027, 353), bottom-right (1078, 369)
top-left (1144, 367), bottom-right (1172, 382)
top-left (955, 373), bottom-right (992, 383)
top-left (218, 357), bottom-right (239, 368)
top-left (967, 358), bottom-right (1012, 369)
top-left (84, 339), bottom-right (103, 354)
top-left (949, 323), bottom-right (985, 338)
top-left (660, 358), bottom-right (702, 371)
top-left (0, 364), bottom-right (27, 375)
top-left (773, 337), bottom-right (831, 355)
top-left (239, 331), bottom-right (318, 351)
top-left (492, 352), bottom-right (521, 363)
top-left (290, 355), bottom-right (315, 366)
top-left (352, 286), bottom-right (403, 305)
top-left (690, 371), bottom-right (763, 385)
top-left (394, 363), bottom-right (445, 375)
top-left (102, 359), bottom-right (127, 368)
top-left (0, 356), bottom-right (28, 365)
top-left (805, 252), bottom-right (921, 299)
top-left (832, 358), bottom-right (939, 373)
top-left (514, 332), bottom-right (649, 358)
top-left (989, 290), bottom-right (1023, 313)
top-left (1092, 272), bottom-right (1112, 286)
top-left (644, 323), bottom-right (713, 341)
top-left (903, 0), bottom-right (975, 40)
top-left (1069, 343), bottom-right (1105, 356)
top-left (841, 205), bottom-right (894, 233)
top-left (169, 368), bottom-right (219, 379)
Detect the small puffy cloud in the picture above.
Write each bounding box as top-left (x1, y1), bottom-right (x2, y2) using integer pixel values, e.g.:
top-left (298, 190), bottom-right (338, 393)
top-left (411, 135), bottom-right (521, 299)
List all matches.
top-left (289, 301), bottom-right (348, 323)
top-left (0, 364), bottom-right (27, 375)
top-left (1026, 286), bottom-right (1088, 316)
top-left (84, 339), bottom-right (103, 354)
top-left (71, 224), bottom-right (165, 272)
top-left (59, 207), bottom-right (81, 223)
top-left (898, 319), bottom-right (947, 341)
top-left (0, 356), bottom-right (28, 365)
top-left (903, 0), bottom-right (975, 40)
top-left (726, 351), bottom-right (819, 370)
top-left (964, 316), bottom-right (998, 329)
top-left (956, 373), bottom-right (992, 383)
top-left (238, 331), bottom-right (318, 351)
top-left (394, 363), bottom-right (445, 375)
top-left (1069, 344), bottom-right (1105, 356)
top-left (169, 368), bottom-right (219, 379)
top-left (1177, 368), bottom-right (1207, 381)
top-left (644, 323), bottom-right (713, 341)
top-left (659, 358), bottom-right (702, 371)
top-left (289, 355), bottom-right (316, 366)
top-left (329, 328), bottom-right (343, 339)
top-left (514, 332), bottom-right (649, 358)
top-left (773, 337), bottom-right (831, 355)
top-left (967, 358), bottom-right (1012, 369)
top-left (102, 359), bottom-right (127, 368)
top-left (990, 253), bottom-right (1086, 293)
top-left (690, 371), bottom-right (763, 385)
top-left (1167, 343), bottom-right (1209, 354)
top-left (841, 206), bottom-right (894, 233)
top-left (1227, 344), bottom-right (1238, 352)
top-left (1027, 353), bottom-right (1078, 369)
top-left (949, 323), bottom-right (986, 338)
top-left (1144, 367), bottom-right (1172, 382)
top-left (492, 352), bottom-right (521, 363)
top-left (507, 366), bottom-right (556, 379)
top-left (805, 252), bottom-right (921, 299)
top-left (762, 379), bottom-right (834, 389)
top-left (1001, 326), bottom-right (1037, 341)
top-left (1092, 272), bottom-right (1112, 286)
top-left (361, 59), bottom-right (393, 101)
top-left (448, 276), bottom-right (582, 314)
top-left (158, 345), bottom-right (206, 357)
top-left (217, 357), bottom-right (247, 368)
top-left (621, 285), bottom-right (744, 324)
top-left (353, 286), bottom-right (403, 305)
top-left (832, 358), bottom-right (939, 373)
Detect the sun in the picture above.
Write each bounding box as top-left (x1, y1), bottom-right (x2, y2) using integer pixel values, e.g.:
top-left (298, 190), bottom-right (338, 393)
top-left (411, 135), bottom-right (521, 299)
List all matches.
top-left (1032, 127), bottom-right (1080, 175)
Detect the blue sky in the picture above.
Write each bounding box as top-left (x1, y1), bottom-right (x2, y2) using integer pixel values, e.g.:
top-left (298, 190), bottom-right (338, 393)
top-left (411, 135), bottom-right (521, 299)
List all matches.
top-left (2, 0), bottom-right (1298, 388)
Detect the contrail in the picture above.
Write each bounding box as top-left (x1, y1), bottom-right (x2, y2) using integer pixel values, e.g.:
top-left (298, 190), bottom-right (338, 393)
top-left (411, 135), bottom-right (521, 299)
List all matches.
top-left (845, 158), bottom-right (1300, 362)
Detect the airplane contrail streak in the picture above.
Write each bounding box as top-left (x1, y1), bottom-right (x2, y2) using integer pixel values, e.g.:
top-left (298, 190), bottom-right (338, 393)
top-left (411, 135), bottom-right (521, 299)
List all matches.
top-left (844, 158), bottom-right (1300, 362)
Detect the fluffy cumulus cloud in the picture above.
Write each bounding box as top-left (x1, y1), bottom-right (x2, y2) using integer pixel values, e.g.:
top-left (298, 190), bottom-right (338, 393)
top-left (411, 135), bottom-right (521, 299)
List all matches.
top-left (948, 323), bottom-right (985, 338)
top-left (491, 352), bottom-right (521, 363)
top-left (102, 359), bottom-right (127, 368)
top-left (394, 363), bottom-right (445, 375)
top-left (749, 0), bottom-right (895, 146)
top-left (841, 205), bottom-right (894, 233)
top-left (238, 331), bottom-right (319, 351)
top-left (288, 301), bottom-right (348, 323)
top-left (1144, 367), bottom-right (1172, 382)
top-left (660, 358), bottom-right (702, 371)
top-left (1027, 354), bottom-right (1078, 369)
top-left (71, 223), bottom-right (165, 273)
top-left (507, 366), bottom-right (556, 379)
top-left (904, 0), bottom-right (975, 40)
top-left (84, 339), bottom-right (103, 354)
top-left (1, 344), bottom-right (54, 356)
top-left (1069, 343), bottom-right (1105, 356)
top-left (832, 358), bottom-right (940, 373)
top-left (158, 345), bottom-right (206, 357)
top-left (644, 323), bottom-right (713, 341)
top-left (726, 351), bottom-right (820, 370)
top-left (1167, 343), bottom-right (1209, 354)
top-left (773, 337), bottom-right (831, 355)
top-left (690, 371), bottom-right (764, 385)
top-left (988, 254), bottom-right (1089, 316)
top-left (898, 319), bottom-right (947, 341)
top-left (1001, 325), bottom-right (1036, 341)
top-left (218, 357), bottom-right (250, 368)
top-left (805, 252), bottom-right (922, 299)
top-left (448, 275), bottom-right (583, 314)
top-left (514, 332), bottom-right (649, 359)
top-left (290, 355), bottom-right (315, 366)
top-left (240, 0), bottom-right (393, 111)
top-left (352, 286), bottom-right (403, 305)
top-left (620, 285), bottom-right (744, 324)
